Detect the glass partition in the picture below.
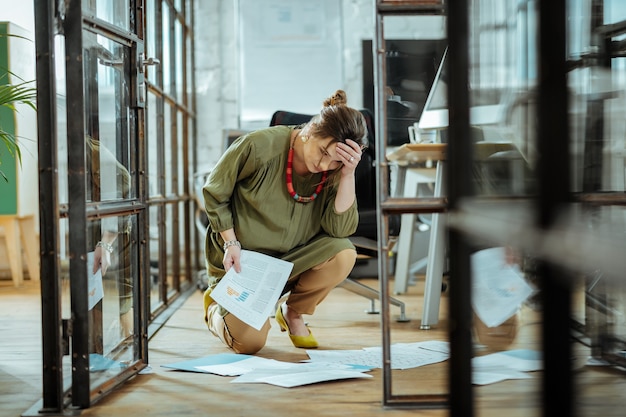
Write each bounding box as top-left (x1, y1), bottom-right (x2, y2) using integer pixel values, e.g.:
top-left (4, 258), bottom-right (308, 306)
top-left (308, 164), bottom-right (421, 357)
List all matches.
top-left (143, 0), bottom-right (196, 317)
top-left (376, 0), bottom-right (626, 412)
top-left (145, 0), bottom-right (158, 86)
top-left (375, 10), bottom-right (450, 406)
top-left (457, 0), bottom-right (626, 414)
top-left (34, 0), bottom-right (196, 412)
top-left (82, 0), bottom-right (131, 31)
top-left (162, 4), bottom-right (172, 96)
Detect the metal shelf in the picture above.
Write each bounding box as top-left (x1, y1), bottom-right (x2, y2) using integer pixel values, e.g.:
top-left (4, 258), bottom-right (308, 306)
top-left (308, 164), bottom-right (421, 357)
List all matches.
top-left (376, 0), bottom-right (445, 15)
top-left (373, 0), bottom-right (448, 410)
top-left (380, 196), bottom-right (447, 214)
top-left (448, 198), bottom-right (626, 285)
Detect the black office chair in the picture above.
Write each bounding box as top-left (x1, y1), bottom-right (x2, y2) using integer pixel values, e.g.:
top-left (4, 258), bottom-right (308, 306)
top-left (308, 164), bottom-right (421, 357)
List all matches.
top-left (269, 109), bottom-right (407, 321)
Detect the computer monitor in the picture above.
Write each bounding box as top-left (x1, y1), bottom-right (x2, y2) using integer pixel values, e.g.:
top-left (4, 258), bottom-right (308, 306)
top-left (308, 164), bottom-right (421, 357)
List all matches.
top-left (417, 47), bottom-right (506, 132)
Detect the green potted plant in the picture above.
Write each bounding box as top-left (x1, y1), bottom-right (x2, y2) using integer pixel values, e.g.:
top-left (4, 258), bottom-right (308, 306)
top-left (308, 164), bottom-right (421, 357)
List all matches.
top-left (0, 32), bottom-right (36, 182)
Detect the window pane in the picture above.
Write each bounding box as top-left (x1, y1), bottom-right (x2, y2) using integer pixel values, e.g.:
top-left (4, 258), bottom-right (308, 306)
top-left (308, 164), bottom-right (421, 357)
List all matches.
top-left (60, 214), bottom-right (139, 387)
top-left (146, 92), bottom-right (161, 198)
top-left (178, 110), bottom-right (185, 195)
top-left (149, 204), bottom-right (163, 312)
top-left (175, 19), bottom-right (184, 100)
top-left (164, 103), bottom-right (173, 196)
top-left (146, 0), bottom-right (158, 85)
top-left (56, 35), bottom-right (69, 204)
top-left (165, 203), bottom-right (175, 297)
top-left (82, 0), bottom-right (130, 30)
top-left (84, 32), bottom-right (135, 202)
top-left (162, 3), bottom-right (172, 94)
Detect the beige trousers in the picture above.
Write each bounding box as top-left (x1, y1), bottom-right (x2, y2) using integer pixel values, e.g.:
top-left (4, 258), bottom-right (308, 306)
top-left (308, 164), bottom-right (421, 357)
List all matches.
top-left (206, 248), bottom-right (357, 354)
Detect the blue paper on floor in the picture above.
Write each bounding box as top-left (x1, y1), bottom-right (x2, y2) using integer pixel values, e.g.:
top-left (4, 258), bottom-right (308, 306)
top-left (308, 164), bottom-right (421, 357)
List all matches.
top-left (90, 353), bottom-right (124, 372)
top-left (161, 353), bottom-right (251, 373)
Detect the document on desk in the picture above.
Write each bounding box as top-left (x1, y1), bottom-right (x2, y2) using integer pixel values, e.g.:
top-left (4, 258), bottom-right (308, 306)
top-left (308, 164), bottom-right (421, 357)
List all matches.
top-left (210, 250), bottom-right (293, 330)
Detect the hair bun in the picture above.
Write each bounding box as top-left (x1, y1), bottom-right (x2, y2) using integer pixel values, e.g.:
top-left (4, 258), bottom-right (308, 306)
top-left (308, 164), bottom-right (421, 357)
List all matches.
top-left (323, 90), bottom-right (347, 107)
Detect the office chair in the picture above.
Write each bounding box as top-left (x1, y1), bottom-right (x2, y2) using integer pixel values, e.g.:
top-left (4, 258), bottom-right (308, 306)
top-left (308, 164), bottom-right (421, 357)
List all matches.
top-left (269, 109), bottom-right (407, 321)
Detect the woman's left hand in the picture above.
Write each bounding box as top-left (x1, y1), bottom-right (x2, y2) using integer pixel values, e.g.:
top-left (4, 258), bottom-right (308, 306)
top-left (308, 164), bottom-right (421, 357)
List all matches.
top-left (337, 139), bottom-right (363, 176)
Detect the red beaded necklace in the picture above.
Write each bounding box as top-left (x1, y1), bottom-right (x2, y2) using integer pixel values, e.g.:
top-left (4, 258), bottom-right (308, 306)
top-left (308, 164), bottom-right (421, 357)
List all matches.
top-left (286, 135), bottom-right (328, 203)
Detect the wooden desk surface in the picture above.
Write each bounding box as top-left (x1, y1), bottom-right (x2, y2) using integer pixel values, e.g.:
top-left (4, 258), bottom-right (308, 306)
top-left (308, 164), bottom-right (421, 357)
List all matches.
top-left (386, 142), bottom-right (518, 163)
top-left (387, 143), bottom-right (446, 163)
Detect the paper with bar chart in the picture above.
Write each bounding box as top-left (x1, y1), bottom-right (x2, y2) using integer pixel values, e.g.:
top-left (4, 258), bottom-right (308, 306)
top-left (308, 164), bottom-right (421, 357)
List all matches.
top-left (210, 250), bottom-right (293, 330)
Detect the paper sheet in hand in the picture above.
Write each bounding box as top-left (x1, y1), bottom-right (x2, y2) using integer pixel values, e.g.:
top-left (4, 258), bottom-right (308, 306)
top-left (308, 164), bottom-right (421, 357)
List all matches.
top-left (87, 251), bottom-right (104, 310)
top-left (210, 250), bottom-right (293, 330)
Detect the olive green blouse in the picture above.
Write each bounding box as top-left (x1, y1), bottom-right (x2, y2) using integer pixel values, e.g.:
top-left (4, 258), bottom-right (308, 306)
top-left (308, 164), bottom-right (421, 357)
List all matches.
top-left (202, 125), bottom-right (359, 293)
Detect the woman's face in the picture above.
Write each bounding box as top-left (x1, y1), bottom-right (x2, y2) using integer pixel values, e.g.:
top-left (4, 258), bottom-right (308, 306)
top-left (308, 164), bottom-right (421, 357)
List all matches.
top-left (302, 136), bottom-right (343, 173)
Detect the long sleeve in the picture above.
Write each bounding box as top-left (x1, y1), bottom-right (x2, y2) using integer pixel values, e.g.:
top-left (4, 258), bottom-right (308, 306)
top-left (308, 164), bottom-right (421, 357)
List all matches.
top-left (203, 134), bottom-right (258, 233)
top-left (202, 125), bottom-right (358, 280)
top-left (320, 186), bottom-right (359, 238)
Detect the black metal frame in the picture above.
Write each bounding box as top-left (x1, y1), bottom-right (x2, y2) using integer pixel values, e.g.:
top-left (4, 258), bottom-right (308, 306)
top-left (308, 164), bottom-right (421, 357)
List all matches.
top-left (375, 1), bottom-right (626, 416)
top-left (374, 0), bottom-right (449, 409)
top-left (536, 2), bottom-right (573, 417)
top-left (34, 0), bottom-right (63, 411)
top-left (446, 0), bottom-right (473, 414)
top-left (30, 0), bottom-right (197, 413)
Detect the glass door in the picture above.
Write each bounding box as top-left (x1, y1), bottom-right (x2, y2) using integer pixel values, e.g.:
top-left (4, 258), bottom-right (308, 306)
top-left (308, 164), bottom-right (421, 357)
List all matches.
top-left (34, 0), bottom-right (149, 412)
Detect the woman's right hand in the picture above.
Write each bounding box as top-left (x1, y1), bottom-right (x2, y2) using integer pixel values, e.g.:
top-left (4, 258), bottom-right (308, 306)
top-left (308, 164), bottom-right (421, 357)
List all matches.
top-left (223, 245), bottom-right (242, 273)
top-left (93, 246), bottom-right (111, 275)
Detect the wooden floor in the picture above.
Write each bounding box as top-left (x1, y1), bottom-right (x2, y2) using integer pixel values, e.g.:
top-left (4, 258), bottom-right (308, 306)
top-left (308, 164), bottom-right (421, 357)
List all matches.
top-left (2, 275), bottom-right (626, 417)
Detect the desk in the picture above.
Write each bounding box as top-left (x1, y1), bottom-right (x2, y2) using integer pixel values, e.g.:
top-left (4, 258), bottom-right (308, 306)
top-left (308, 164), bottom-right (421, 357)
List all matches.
top-left (388, 142), bottom-right (519, 329)
top-left (0, 215), bottom-right (39, 286)
top-left (388, 144), bottom-right (446, 330)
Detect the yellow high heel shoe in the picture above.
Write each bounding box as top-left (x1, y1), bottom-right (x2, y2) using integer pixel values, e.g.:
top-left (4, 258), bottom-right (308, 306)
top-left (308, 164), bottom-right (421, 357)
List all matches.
top-left (275, 303), bottom-right (319, 349)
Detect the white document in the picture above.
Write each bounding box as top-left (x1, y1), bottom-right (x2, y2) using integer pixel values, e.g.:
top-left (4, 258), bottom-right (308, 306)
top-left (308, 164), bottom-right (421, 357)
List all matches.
top-left (472, 349), bottom-right (542, 385)
top-left (387, 341), bottom-right (450, 369)
top-left (210, 250), bottom-right (293, 330)
top-left (472, 349), bottom-right (542, 372)
top-left (230, 361), bottom-right (372, 387)
top-left (306, 349), bottom-right (383, 368)
top-left (254, 369), bottom-right (372, 388)
top-left (305, 341), bottom-right (450, 370)
top-left (195, 356), bottom-right (293, 376)
top-left (87, 251), bottom-right (104, 310)
top-left (194, 355), bottom-right (372, 388)
top-left (472, 369), bottom-right (532, 385)
top-left (471, 247), bottom-right (534, 327)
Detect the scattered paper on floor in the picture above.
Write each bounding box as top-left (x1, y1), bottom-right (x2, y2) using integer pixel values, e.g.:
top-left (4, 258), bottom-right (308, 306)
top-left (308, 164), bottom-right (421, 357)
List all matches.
top-left (306, 340), bottom-right (450, 370)
top-left (162, 345), bottom-right (542, 387)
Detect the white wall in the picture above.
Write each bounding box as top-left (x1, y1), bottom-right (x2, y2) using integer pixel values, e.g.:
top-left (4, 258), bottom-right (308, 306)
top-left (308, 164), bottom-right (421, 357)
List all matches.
top-left (192, 0), bottom-right (378, 168)
top-left (194, 0), bottom-right (238, 172)
top-left (0, 0), bottom-right (34, 34)
top-left (238, 0), bottom-right (345, 130)
top-left (193, 0), bottom-right (446, 167)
